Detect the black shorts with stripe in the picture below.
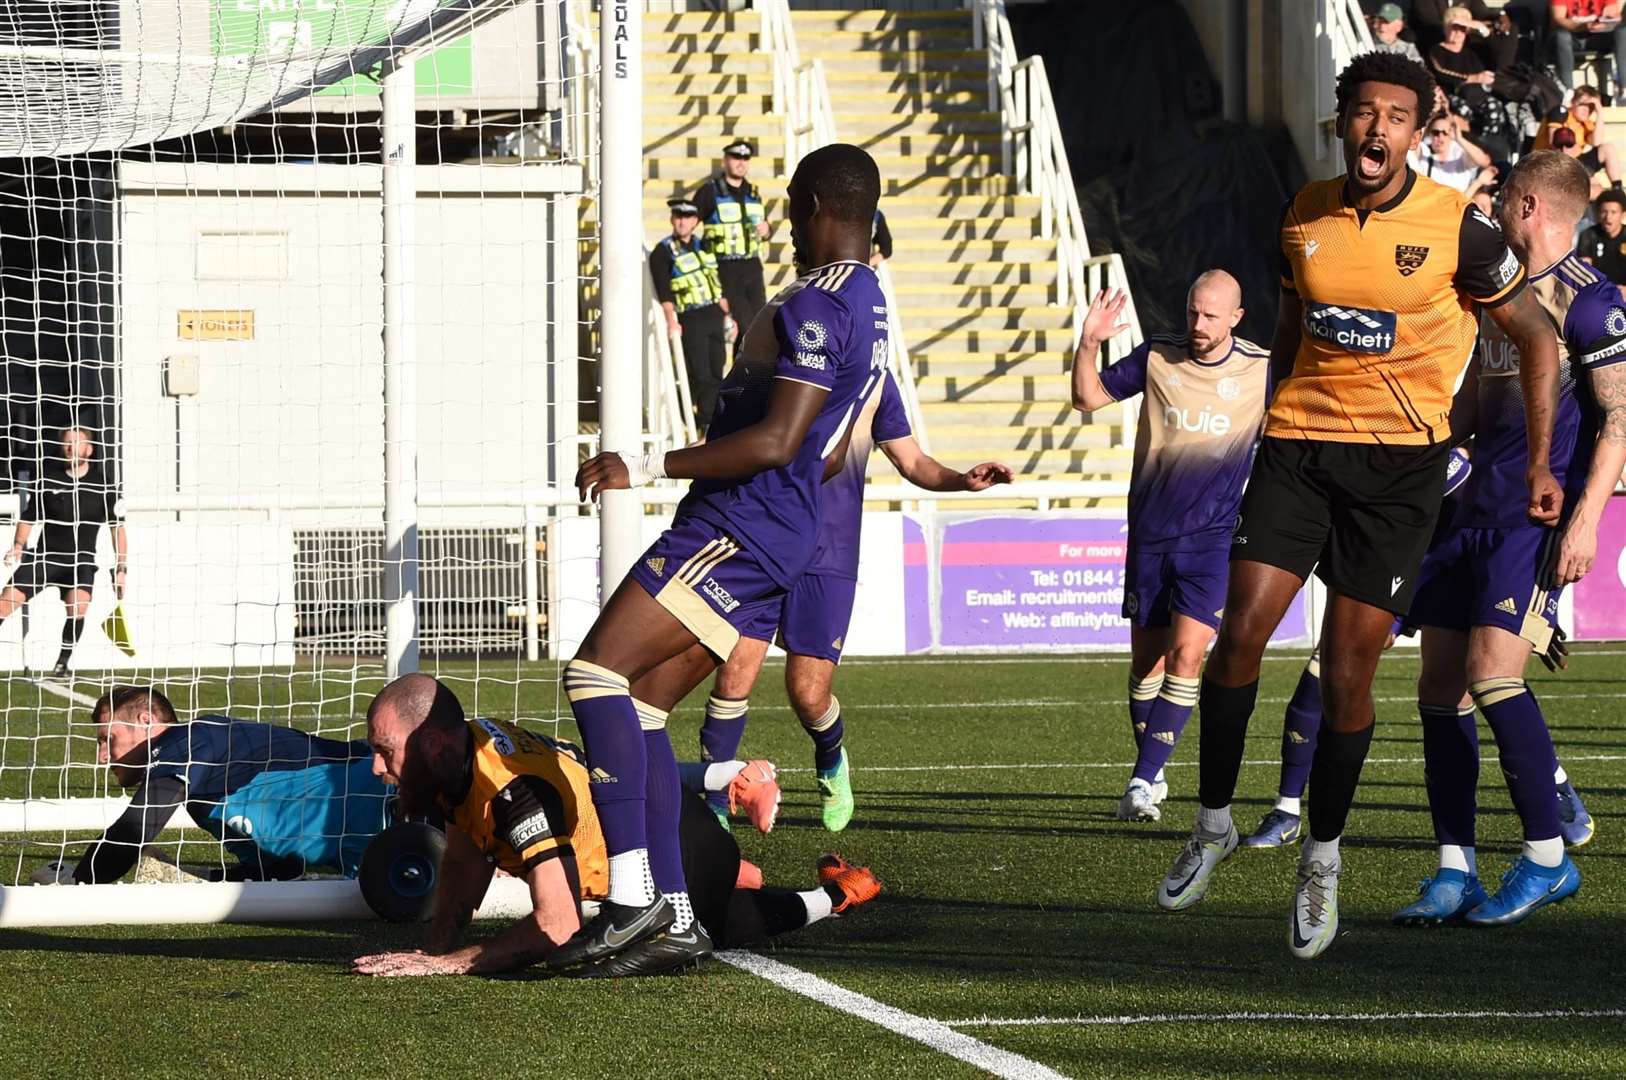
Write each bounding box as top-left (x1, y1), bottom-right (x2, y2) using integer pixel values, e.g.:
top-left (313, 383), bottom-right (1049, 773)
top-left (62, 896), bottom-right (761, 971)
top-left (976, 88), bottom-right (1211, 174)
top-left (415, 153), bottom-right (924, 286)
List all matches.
top-left (1231, 436), bottom-right (1450, 614)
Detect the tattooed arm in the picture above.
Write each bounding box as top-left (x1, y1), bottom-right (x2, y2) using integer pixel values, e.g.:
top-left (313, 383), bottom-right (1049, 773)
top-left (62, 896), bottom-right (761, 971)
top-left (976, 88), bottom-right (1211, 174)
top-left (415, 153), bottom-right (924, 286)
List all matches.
top-left (1555, 307), bottom-right (1626, 585)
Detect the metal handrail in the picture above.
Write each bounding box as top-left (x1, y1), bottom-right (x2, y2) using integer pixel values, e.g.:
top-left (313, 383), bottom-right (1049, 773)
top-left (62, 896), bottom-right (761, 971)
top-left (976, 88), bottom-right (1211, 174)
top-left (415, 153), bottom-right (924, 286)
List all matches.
top-left (975, 0), bottom-right (1144, 445)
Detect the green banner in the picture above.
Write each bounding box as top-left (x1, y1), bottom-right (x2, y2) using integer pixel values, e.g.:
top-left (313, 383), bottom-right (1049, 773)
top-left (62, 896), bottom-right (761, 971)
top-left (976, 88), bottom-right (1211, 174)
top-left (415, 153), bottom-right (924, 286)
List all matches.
top-left (211, 1), bottom-right (474, 100)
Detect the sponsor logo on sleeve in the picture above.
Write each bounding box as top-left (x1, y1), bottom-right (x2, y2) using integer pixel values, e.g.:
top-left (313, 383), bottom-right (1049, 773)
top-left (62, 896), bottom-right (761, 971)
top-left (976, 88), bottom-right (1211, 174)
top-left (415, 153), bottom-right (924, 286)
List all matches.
top-left (506, 810), bottom-right (553, 850)
top-left (1493, 248), bottom-right (1520, 287)
top-left (1607, 307), bottom-right (1626, 337)
top-left (794, 319), bottom-right (829, 369)
top-left (477, 718), bottom-right (516, 756)
top-left (1302, 304), bottom-right (1397, 354)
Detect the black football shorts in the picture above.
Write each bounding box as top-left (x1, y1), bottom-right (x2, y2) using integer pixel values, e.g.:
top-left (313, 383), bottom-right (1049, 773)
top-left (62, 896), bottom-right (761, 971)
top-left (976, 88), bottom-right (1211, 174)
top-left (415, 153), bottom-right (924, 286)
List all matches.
top-left (1231, 436), bottom-right (1450, 614)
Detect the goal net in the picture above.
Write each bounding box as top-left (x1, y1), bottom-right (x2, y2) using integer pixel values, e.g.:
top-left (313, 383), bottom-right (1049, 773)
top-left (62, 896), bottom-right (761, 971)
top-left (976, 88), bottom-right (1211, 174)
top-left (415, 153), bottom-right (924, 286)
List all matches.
top-left (0, 0), bottom-right (600, 925)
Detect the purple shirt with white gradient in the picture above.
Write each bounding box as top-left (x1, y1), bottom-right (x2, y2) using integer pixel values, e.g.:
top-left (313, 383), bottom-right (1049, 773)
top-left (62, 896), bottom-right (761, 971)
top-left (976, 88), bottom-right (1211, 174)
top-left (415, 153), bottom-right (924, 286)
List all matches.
top-left (681, 260), bottom-right (889, 586)
top-left (1099, 334), bottom-right (1272, 552)
top-left (805, 371), bottom-right (912, 579)
top-left (1460, 253), bottom-right (1626, 528)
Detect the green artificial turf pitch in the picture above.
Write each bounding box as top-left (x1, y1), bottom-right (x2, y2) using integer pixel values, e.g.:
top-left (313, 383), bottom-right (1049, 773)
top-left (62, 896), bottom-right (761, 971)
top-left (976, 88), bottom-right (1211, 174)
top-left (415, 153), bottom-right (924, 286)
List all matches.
top-left (0, 649), bottom-right (1622, 1079)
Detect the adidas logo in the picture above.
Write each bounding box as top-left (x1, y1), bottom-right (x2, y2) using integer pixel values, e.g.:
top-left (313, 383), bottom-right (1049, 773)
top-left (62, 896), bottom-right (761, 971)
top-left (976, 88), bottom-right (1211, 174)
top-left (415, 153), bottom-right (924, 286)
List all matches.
top-left (1134, 722), bottom-right (1147, 735)
top-left (1495, 597), bottom-right (1518, 614)
top-left (589, 767), bottom-right (617, 784)
top-left (1153, 731), bottom-right (1176, 746)
top-left (645, 557), bottom-right (666, 578)
top-left (1288, 731), bottom-right (1309, 745)
top-left (831, 636), bottom-right (844, 650)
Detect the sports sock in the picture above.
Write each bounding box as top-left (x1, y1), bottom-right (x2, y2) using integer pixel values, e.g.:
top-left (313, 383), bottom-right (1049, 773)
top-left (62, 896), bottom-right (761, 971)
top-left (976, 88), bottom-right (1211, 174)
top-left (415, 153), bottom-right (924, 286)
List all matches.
top-left (663, 890), bottom-right (695, 934)
top-left (700, 695), bottom-right (749, 813)
top-left (1274, 796), bottom-right (1302, 816)
top-left (1278, 657), bottom-right (1322, 800)
top-left (607, 850), bottom-right (655, 909)
top-left (1131, 674), bottom-right (1198, 784)
top-left (1302, 836), bottom-right (1340, 869)
top-left (563, 661), bottom-right (648, 871)
top-left (1196, 804), bottom-right (1232, 836)
top-left (1127, 672), bottom-right (1163, 751)
top-left (675, 760), bottom-right (749, 796)
top-left (639, 717), bottom-right (691, 926)
top-left (1197, 677), bottom-right (1257, 810)
top-left (1523, 836), bottom-right (1565, 867)
top-left (1470, 678), bottom-right (1563, 855)
top-left (1438, 844), bottom-right (1477, 876)
top-left (57, 615), bottom-right (85, 667)
top-left (803, 696), bottom-right (845, 774)
top-left (799, 887), bottom-right (835, 924)
top-left (1420, 702), bottom-right (1479, 853)
top-left (1307, 724), bottom-right (1374, 843)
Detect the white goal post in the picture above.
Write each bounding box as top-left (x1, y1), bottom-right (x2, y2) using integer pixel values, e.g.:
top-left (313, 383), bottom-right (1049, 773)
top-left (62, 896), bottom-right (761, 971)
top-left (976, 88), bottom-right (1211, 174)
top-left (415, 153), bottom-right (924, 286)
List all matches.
top-left (0, 0), bottom-right (606, 926)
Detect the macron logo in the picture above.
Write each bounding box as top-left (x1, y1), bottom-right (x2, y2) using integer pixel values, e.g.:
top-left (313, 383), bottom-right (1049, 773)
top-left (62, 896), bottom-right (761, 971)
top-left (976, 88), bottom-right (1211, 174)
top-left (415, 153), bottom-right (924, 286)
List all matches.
top-left (1304, 240), bottom-right (1319, 259)
top-left (1392, 576), bottom-right (1405, 596)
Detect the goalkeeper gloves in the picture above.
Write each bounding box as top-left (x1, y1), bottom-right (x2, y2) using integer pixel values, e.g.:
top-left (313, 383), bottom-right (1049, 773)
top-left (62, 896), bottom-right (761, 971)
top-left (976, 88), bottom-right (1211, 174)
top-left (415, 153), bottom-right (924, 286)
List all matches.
top-left (1539, 625), bottom-right (1569, 673)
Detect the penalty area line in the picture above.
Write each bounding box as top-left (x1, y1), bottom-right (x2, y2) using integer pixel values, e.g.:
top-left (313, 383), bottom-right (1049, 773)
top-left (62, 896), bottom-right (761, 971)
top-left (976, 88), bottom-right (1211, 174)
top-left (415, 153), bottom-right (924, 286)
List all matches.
top-left (943, 1007), bottom-right (1626, 1028)
top-left (717, 950), bottom-right (1071, 1080)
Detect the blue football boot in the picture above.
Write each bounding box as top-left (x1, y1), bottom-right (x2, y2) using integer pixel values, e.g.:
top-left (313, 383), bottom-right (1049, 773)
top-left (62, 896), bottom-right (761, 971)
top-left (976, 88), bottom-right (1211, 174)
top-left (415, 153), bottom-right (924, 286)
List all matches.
top-left (1464, 855), bottom-right (1581, 927)
top-left (1556, 781), bottom-right (1595, 849)
top-left (1391, 867), bottom-right (1487, 925)
top-left (1243, 807), bottom-right (1303, 848)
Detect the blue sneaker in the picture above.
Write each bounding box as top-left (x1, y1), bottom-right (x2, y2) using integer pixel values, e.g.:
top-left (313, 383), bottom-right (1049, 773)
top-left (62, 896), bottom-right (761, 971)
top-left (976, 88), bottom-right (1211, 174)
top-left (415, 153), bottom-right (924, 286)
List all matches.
top-left (1464, 855), bottom-right (1581, 927)
top-left (1557, 781), bottom-right (1595, 849)
top-left (1391, 868), bottom-right (1487, 925)
top-left (1243, 808), bottom-right (1302, 848)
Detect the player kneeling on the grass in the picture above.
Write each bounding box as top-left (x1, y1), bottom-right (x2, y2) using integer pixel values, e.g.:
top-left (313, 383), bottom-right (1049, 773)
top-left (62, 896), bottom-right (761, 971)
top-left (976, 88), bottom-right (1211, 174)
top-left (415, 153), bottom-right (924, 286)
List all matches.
top-left (1071, 270), bottom-right (1269, 824)
top-left (694, 369), bottom-right (1011, 834)
top-left (30, 685), bottom-right (390, 885)
top-left (351, 675), bottom-right (880, 978)
top-left (556, 144), bottom-right (886, 974)
top-left (1393, 150), bottom-right (1620, 928)
top-left (1156, 52), bottom-right (1563, 962)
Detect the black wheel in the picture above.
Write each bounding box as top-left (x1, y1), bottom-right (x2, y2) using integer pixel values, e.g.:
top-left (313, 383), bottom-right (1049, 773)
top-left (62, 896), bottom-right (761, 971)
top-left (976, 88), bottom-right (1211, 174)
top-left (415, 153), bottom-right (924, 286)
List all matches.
top-left (358, 821), bottom-right (448, 923)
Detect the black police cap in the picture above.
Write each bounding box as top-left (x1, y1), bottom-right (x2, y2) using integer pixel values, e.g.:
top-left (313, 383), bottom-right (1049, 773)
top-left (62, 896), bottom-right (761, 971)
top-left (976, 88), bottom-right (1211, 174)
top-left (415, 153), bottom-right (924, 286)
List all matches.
top-left (667, 197), bottom-right (700, 216)
top-left (722, 140), bottom-right (754, 159)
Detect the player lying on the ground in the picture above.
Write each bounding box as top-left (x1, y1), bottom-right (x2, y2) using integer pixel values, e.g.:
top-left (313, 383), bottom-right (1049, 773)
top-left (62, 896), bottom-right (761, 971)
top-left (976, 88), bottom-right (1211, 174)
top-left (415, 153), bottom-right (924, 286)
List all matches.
top-left (690, 369), bottom-right (1010, 834)
top-left (1155, 51), bottom-right (1563, 961)
top-left (556, 143), bottom-right (888, 974)
top-left (1391, 149), bottom-right (1621, 927)
top-left (1070, 270), bottom-right (1270, 825)
top-left (31, 685), bottom-right (391, 884)
top-left (353, 675), bottom-right (880, 978)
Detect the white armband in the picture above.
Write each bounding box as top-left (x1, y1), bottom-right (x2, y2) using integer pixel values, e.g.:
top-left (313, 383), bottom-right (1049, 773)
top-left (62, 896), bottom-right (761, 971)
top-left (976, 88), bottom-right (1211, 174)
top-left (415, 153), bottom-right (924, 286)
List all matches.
top-left (614, 451), bottom-right (669, 488)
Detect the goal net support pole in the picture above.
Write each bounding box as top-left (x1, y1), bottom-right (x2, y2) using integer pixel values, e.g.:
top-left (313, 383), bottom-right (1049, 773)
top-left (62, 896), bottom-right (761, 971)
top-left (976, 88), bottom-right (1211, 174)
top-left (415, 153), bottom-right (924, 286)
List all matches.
top-left (597, 0), bottom-right (643, 589)
top-left (382, 51), bottom-right (421, 681)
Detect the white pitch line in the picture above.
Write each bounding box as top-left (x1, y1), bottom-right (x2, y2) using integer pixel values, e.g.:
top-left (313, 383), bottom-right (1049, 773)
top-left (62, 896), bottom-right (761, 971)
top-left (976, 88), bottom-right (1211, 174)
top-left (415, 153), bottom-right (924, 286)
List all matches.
top-left (718, 950), bottom-right (1070, 1080)
top-left (750, 689), bottom-right (1626, 713)
top-left (34, 679), bottom-right (97, 708)
top-left (943, 1007), bottom-right (1626, 1029)
top-left (778, 752), bottom-right (1626, 775)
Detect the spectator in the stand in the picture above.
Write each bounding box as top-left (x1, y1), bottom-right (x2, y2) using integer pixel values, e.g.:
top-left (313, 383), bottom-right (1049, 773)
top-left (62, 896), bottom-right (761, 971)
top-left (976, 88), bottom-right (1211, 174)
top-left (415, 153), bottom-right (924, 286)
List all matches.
top-left (1414, 2), bottom-right (1520, 68)
top-left (869, 208), bottom-right (893, 268)
top-left (1535, 85), bottom-right (1625, 193)
top-left (1429, 8), bottom-right (1518, 158)
top-left (1412, 113), bottom-right (1499, 196)
top-left (1550, 1), bottom-right (1626, 100)
top-left (1370, 5), bottom-right (1425, 64)
top-left (0, 425), bottom-right (126, 677)
top-left (1580, 189), bottom-right (1626, 282)
top-left (649, 198), bottom-right (733, 430)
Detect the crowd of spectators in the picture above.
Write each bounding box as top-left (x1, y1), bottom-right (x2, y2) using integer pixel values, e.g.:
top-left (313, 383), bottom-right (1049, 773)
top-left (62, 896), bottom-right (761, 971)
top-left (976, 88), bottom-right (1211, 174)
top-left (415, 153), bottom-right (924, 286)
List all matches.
top-left (1367, 2), bottom-right (1626, 283)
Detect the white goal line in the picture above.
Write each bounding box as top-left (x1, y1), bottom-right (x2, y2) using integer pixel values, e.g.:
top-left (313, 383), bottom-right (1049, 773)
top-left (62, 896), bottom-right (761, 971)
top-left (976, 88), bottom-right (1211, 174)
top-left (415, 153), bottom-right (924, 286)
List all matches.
top-left (942, 1007), bottom-right (1626, 1028)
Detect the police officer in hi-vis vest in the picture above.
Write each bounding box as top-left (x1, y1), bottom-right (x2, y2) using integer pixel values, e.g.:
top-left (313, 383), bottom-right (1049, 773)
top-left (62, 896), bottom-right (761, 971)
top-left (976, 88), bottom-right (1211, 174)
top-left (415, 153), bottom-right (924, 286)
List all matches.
top-left (693, 140), bottom-right (772, 346)
top-left (649, 197), bottom-right (733, 428)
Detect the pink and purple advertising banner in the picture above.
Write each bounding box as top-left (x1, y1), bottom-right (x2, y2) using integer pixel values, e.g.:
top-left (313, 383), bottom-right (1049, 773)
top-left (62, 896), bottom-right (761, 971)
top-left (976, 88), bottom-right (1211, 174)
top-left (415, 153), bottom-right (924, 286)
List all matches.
top-left (907, 516), bottom-right (1309, 651)
top-left (1572, 496), bottom-right (1626, 639)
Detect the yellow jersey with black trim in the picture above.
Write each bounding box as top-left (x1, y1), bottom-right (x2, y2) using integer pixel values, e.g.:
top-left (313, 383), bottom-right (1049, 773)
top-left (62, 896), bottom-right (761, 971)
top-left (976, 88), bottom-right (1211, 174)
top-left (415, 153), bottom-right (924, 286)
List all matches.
top-left (441, 717), bottom-right (609, 900)
top-left (1273, 169), bottom-right (1527, 445)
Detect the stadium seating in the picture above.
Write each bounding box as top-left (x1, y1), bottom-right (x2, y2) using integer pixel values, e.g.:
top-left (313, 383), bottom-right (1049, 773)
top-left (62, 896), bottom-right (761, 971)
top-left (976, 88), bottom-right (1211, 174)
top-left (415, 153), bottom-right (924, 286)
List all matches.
top-left (588, 7), bottom-right (1132, 503)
